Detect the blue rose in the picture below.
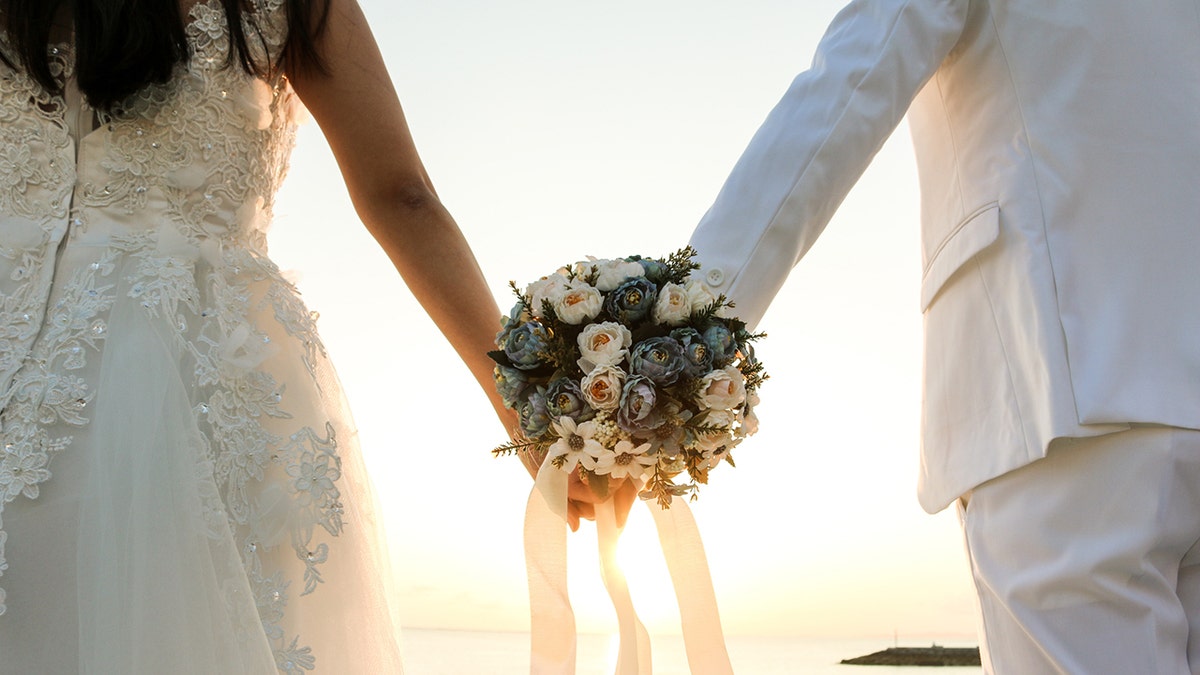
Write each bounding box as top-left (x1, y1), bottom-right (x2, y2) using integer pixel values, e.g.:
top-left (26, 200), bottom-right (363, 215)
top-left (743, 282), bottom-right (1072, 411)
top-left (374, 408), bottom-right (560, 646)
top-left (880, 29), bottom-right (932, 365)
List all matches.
top-left (518, 387), bottom-right (551, 439)
top-left (617, 375), bottom-right (664, 433)
top-left (632, 257), bottom-right (669, 284)
top-left (504, 320), bottom-right (551, 370)
top-left (702, 323), bottom-right (735, 366)
top-left (493, 365), bottom-right (530, 408)
top-left (494, 302), bottom-right (528, 349)
top-left (629, 337), bottom-right (686, 386)
top-left (671, 327), bottom-right (714, 378)
top-left (545, 377), bottom-right (595, 422)
top-left (604, 277), bottom-right (658, 325)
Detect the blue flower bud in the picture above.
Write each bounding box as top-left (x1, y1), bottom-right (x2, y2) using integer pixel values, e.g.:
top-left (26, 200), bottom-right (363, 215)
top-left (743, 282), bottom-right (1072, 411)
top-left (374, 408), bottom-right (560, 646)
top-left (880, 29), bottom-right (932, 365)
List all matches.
top-left (494, 365), bottom-right (530, 408)
top-left (629, 337), bottom-right (686, 386)
top-left (545, 377), bottom-right (595, 422)
top-left (604, 277), bottom-right (658, 325)
top-left (617, 375), bottom-right (663, 433)
top-left (702, 323), bottom-right (735, 366)
top-left (518, 387), bottom-right (551, 439)
top-left (504, 320), bottom-right (551, 370)
top-left (671, 327), bottom-right (714, 378)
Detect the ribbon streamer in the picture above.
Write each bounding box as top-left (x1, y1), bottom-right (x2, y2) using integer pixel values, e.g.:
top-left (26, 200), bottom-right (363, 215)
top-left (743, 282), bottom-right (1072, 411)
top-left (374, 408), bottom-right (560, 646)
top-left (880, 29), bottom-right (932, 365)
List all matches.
top-left (524, 463), bottom-right (733, 675)
top-left (596, 500), bottom-right (652, 674)
top-left (525, 454), bottom-right (576, 673)
top-left (648, 501), bottom-right (732, 674)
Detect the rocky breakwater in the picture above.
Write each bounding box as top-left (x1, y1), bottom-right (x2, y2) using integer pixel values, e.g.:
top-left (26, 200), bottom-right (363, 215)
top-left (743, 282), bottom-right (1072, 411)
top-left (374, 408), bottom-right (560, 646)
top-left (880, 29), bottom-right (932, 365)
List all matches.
top-left (841, 645), bottom-right (981, 667)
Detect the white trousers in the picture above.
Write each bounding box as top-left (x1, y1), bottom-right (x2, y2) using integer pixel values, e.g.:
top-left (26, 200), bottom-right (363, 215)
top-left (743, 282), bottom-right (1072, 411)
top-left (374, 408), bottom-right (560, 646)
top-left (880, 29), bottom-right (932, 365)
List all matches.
top-left (960, 426), bottom-right (1200, 674)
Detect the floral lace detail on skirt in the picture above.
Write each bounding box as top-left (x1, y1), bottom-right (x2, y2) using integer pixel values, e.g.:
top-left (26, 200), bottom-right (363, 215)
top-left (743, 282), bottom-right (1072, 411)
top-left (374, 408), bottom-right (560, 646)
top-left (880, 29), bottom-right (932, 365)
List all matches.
top-left (0, 0), bottom-right (401, 671)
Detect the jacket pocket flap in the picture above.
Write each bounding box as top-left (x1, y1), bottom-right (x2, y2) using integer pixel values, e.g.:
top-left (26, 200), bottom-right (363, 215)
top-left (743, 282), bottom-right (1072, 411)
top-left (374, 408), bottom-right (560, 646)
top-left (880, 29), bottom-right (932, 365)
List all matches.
top-left (920, 203), bottom-right (1000, 312)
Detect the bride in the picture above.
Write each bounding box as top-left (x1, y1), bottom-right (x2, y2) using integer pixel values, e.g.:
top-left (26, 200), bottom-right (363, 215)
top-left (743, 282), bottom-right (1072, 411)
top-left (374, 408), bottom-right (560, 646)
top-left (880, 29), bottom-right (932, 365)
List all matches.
top-left (0, 0), bottom-right (514, 671)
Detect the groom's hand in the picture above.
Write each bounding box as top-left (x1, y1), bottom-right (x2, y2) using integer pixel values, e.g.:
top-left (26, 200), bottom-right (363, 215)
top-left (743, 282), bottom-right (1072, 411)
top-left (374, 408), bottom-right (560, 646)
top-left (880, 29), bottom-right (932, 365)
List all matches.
top-left (566, 474), bottom-right (638, 531)
top-left (518, 437), bottom-right (638, 531)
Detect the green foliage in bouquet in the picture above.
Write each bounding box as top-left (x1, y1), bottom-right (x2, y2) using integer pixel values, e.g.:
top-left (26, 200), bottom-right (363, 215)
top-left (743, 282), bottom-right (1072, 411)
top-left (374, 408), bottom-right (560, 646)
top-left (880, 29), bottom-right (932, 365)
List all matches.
top-left (490, 247), bottom-right (766, 508)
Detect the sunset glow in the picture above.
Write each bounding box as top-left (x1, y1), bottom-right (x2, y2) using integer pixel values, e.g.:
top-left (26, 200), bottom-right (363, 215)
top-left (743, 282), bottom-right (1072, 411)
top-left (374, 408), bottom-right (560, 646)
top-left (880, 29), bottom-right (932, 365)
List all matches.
top-left (268, 0), bottom-right (979, 642)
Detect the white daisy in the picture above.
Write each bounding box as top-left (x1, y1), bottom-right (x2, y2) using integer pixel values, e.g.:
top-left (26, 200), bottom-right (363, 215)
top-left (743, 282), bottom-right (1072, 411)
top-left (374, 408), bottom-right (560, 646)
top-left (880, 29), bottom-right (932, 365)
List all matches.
top-left (548, 416), bottom-right (603, 472)
top-left (591, 439), bottom-right (657, 481)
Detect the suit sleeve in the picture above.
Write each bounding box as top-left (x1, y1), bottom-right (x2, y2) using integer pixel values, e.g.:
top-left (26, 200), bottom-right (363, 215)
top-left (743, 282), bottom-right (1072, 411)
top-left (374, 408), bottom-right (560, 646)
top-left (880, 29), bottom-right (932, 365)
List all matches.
top-left (688, 0), bottom-right (970, 328)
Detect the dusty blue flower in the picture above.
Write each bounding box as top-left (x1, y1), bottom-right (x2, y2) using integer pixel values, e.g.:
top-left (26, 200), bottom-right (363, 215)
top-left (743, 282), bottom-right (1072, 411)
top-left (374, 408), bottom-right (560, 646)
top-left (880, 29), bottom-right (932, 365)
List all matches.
top-left (604, 277), bottom-right (658, 325)
top-left (545, 377), bottom-right (595, 422)
top-left (518, 387), bottom-right (551, 439)
top-left (632, 257), bottom-right (669, 284)
top-left (671, 327), bottom-right (713, 378)
top-left (493, 365), bottom-right (530, 408)
top-left (629, 337), bottom-right (686, 386)
top-left (617, 375), bottom-right (663, 433)
top-left (494, 302), bottom-right (528, 349)
top-left (702, 323), bottom-right (735, 365)
top-left (504, 320), bottom-right (551, 370)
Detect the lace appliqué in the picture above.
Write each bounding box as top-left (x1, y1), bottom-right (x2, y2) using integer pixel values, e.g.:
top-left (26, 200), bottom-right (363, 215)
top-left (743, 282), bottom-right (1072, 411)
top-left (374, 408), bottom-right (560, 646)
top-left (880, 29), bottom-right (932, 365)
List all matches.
top-left (0, 0), bottom-right (348, 667)
top-left (0, 249), bottom-right (117, 615)
top-left (0, 45), bottom-right (73, 225)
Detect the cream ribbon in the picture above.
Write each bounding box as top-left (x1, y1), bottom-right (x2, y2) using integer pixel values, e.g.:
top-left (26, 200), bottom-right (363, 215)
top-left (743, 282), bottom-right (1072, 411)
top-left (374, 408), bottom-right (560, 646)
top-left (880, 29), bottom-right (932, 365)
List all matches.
top-left (526, 455), bottom-right (575, 673)
top-left (524, 453), bottom-right (733, 674)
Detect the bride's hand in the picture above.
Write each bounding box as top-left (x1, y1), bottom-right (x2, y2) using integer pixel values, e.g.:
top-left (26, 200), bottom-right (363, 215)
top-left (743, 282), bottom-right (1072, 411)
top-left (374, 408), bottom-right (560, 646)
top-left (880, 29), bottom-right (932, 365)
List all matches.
top-left (567, 473), bottom-right (638, 531)
top-left (520, 444), bottom-right (638, 531)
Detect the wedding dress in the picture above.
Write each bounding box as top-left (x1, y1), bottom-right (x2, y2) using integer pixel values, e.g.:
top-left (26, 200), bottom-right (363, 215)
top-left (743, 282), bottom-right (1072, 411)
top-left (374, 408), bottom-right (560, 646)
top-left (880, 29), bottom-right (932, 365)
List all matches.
top-left (0, 1), bottom-right (404, 672)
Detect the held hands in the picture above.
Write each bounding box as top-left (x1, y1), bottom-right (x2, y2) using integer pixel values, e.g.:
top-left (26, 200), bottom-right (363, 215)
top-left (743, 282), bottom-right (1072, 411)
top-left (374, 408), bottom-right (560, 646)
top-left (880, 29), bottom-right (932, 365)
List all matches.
top-left (516, 432), bottom-right (638, 531)
top-left (567, 470), bottom-right (639, 532)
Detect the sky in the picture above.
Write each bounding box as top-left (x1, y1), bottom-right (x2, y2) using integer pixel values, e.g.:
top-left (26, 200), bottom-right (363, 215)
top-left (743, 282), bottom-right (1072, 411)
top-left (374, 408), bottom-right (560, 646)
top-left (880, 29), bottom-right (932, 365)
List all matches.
top-left (267, 0), bottom-right (980, 641)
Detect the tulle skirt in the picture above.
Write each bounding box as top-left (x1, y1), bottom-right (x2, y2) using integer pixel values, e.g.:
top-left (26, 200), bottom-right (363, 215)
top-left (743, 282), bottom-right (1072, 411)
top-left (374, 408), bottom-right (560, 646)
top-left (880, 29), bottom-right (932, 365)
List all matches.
top-left (0, 234), bottom-right (404, 674)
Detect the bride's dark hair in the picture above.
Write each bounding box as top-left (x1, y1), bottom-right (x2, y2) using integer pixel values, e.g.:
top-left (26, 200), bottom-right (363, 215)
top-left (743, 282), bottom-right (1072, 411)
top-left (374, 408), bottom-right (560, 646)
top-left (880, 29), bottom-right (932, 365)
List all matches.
top-left (0, 0), bottom-right (330, 109)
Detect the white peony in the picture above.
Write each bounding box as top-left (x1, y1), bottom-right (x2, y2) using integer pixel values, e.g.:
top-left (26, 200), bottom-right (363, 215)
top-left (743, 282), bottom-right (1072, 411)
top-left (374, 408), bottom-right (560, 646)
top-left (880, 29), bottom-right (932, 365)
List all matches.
top-left (591, 259), bottom-right (646, 292)
top-left (572, 257), bottom-right (606, 278)
top-left (576, 321), bottom-right (633, 372)
top-left (552, 280), bottom-right (602, 325)
top-left (526, 272), bottom-right (570, 318)
top-left (695, 365), bottom-right (747, 410)
top-left (652, 282), bottom-right (691, 326)
top-left (580, 365), bottom-right (626, 410)
top-left (684, 278), bottom-right (717, 313)
top-left (736, 408), bottom-right (760, 437)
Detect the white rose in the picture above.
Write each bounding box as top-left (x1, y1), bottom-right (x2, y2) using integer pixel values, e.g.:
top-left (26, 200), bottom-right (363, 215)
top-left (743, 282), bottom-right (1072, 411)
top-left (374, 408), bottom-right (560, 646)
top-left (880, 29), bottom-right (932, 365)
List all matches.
top-left (572, 256), bottom-right (606, 277)
top-left (581, 364), bottom-right (626, 410)
top-left (576, 321), bottom-right (633, 372)
top-left (684, 278), bottom-right (718, 313)
top-left (526, 273), bottom-right (569, 317)
top-left (693, 409), bottom-right (735, 452)
top-left (746, 389), bottom-right (761, 408)
top-left (736, 408), bottom-right (759, 437)
top-left (593, 259), bottom-right (646, 292)
top-left (695, 365), bottom-right (747, 410)
top-left (553, 280), bottom-right (603, 325)
top-left (652, 282), bottom-right (691, 326)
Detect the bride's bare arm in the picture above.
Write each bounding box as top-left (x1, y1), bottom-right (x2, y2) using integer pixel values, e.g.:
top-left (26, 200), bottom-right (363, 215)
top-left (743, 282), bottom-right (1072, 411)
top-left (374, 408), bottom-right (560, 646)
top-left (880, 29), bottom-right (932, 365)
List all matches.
top-left (288, 0), bottom-right (517, 430)
top-left (289, 0), bottom-right (609, 527)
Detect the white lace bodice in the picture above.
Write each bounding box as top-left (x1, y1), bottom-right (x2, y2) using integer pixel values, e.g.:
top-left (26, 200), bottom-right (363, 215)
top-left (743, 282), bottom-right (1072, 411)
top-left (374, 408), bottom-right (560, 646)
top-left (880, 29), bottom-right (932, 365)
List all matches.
top-left (0, 2), bottom-right (359, 672)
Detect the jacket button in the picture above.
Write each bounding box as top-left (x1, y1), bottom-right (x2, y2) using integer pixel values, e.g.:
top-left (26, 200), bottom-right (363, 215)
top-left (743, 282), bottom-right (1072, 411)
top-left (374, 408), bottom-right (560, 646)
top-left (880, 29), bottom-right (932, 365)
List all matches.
top-left (705, 268), bottom-right (724, 287)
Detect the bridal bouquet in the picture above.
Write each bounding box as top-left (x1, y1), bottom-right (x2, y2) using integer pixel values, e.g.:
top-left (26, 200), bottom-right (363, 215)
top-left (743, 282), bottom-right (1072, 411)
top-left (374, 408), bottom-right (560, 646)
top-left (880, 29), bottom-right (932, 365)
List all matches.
top-left (491, 247), bottom-right (765, 506)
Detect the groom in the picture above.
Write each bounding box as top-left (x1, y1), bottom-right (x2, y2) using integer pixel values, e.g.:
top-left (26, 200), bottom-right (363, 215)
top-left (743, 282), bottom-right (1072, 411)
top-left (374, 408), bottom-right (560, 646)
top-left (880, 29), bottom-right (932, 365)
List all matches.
top-left (689, 0), bottom-right (1200, 672)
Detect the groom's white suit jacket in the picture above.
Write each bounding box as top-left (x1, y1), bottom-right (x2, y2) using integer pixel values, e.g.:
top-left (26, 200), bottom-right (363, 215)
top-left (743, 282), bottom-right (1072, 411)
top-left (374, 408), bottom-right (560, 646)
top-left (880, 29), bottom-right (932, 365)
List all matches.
top-left (689, 0), bottom-right (1200, 512)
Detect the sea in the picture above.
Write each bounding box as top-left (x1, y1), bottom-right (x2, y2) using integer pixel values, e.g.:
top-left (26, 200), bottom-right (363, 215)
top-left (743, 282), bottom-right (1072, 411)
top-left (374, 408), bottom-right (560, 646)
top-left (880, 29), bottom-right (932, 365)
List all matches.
top-left (399, 629), bottom-right (983, 674)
